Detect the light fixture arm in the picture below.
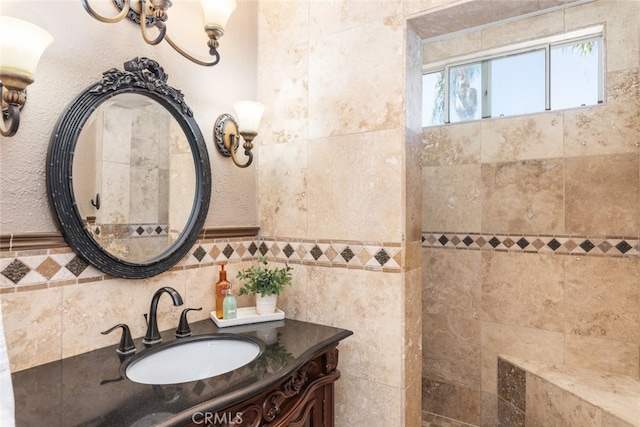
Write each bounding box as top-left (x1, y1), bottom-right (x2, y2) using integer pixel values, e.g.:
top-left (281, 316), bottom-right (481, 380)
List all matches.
top-left (81, 0), bottom-right (232, 67)
top-left (138, 0), bottom-right (167, 46)
top-left (229, 133), bottom-right (254, 168)
top-left (80, 0), bottom-right (131, 23)
top-left (1, 81), bottom-right (24, 137)
top-left (214, 113), bottom-right (254, 168)
top-left (165, 34), bottom-right (220, 67)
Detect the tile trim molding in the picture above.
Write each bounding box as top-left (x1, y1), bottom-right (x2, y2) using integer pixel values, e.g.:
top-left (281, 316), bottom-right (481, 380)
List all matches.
top-left (0, 233), bottom-right (403, 292)
top-left (422, 232), bottom-right (639, 257)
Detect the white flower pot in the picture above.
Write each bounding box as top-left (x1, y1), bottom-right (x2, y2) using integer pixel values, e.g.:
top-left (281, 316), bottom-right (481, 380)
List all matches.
top-left (255, 294), bottom-right (278, 315)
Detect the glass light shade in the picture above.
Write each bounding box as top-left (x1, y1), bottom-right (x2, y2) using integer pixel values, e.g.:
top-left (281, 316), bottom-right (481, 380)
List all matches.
top-left (0, 16), bottom-right (53, 87)
top-left (233, 101), bottom-right (264, 134)
top-left (201, 0), bottom-right (237, 31)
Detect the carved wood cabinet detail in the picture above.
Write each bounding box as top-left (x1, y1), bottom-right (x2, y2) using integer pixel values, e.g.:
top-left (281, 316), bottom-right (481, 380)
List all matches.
top-left (186, 346), bottom-right (341, 427)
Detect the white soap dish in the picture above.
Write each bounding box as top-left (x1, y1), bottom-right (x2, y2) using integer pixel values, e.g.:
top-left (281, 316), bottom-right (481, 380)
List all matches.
top-left (210, 307), bottom-right (285, 328)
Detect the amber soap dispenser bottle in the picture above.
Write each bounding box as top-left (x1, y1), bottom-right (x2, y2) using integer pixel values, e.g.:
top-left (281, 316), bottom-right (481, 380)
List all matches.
top-left (215, 263), bottom-right (230, 319)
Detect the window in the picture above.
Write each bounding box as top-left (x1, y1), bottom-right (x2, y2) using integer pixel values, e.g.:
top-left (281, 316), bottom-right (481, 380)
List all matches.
top-left (422, 28), bottom-right (603, 127)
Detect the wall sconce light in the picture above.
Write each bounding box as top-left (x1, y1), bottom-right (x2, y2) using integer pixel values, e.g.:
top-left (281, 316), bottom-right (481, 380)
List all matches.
top-left (0, 16), bottom-right (53, 137)
top-left (81, 0), bottom-right (236, 67)
top-left (214, 101), bottom-right (264, 168)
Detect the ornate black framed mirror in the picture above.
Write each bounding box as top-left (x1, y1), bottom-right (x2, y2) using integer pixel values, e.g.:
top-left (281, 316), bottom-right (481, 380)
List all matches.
top-left (47, 57), bottom-right (211, 279)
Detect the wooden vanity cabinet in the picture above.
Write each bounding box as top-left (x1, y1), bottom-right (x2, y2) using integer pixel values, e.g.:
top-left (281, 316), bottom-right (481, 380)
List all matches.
top-left (184, 346), bottom-right (341, 427)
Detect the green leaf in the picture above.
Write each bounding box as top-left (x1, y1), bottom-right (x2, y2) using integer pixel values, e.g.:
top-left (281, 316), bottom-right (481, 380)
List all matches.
top-left (236, 256), bottom-right (293, 297)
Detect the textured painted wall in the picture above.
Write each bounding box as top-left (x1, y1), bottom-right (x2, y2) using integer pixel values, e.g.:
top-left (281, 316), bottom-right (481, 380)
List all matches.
top-left (0, 0), bottom-right (259, 232)
top-left (0, 0), bottom-right (259, 370)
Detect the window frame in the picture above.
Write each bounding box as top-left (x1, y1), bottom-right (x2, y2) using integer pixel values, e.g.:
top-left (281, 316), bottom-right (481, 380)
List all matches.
top-left (422, 25), bottom-right (604, 126)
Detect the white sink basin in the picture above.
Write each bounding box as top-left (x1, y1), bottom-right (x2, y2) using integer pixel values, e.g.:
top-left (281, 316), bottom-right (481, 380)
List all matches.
top-left (125, 335), bottom-right (263, 385)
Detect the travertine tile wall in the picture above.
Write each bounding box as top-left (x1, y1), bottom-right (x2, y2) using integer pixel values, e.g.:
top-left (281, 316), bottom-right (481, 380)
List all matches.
top-left (255, 1), bottom-right (426, 425)
top-left (421, 1), bottom-right (640, 425)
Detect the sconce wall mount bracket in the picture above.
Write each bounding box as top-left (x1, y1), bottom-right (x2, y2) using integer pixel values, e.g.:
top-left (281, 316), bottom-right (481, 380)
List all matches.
top-left (214, 113), bottom-right (255, 168)
top-left (214, 113), bottom-right (238, 157)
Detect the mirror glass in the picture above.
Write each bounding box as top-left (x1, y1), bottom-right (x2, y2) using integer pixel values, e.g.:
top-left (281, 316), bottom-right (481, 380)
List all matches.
top-left (47, 57), bottom-right (211, 279)
top-left (72, 94), bottom-right (196, 263)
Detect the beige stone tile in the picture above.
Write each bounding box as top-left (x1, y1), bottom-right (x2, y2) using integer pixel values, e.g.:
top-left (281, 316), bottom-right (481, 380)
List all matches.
top-left (405, 267), bottom-right (423, 386)
top-left (422, 164), bottom-right (482, 232)
top-left (507, 356), bottom-right (640, 426)
top-left (276, 263), bottom-right (309, 322)
top-left (309, 0), bottom-right (402, 38)
top-left (257, 140), bottom-right (308, 238)
top-left (603, 413), bottom-right (636, 427)
top-left (565, 334), bottom-right (639, 378)
top-left (481, 251), bottom-right (564, 332)
top-left (481, 321), bottom-right (565, 393)
top-left (408, 0), bottom-right (542, 41)
top-left (407, 22), bottom-right (424, 134)
top-left (481, 391), bottom-right (498, 427)
top-left (422, 377), bottom-right (481, 425)
top-left (1, 288), bottom-right (63, 372)
top-left (307, 129), bottom-right (404, 242)
top-left (480, 113), bottom-right (564, 163)
top-left (257, 0), bottom-right (309, 47)
top-left (61, 273), bottom-right (187, 358)
top-left (564, 256), bottom-right (639, 344)
top-left (564, 0), bottom-right (640, 72)
top-left (336, 373), bottom-right (402, 427)
top-left (526, 373), bottom-right (603, 427)
top-left (422, 121), bottom-right (481, 166)
top-left (308, 18), bottom-right (404, 138)
top-left (565, 153), bottom-right (639, 236)
top-left (183, 265), bottom-right (215, 323)
top-left (422, 31), bottom-right (482, 64)
top-left (481, 9), bottom-right (564, 50)
top-left (256, 42), bottom-right (309, 146)
top-left (406, 131), bottom-right (423, 243)
top-left (306, 266), bottom-right (404, 387)
top-left (423, 313), bottom-right (481, 388)
top-left (423, 248), bottom-right (481, 320)
top-left (564, 70), bottom-right (640, 158)
top-left (405, 241), bottom-right (422, 273)
top-left (481, 158), bottom-right (564, 234)
top-left (404, 375), bottom-right (423, 427)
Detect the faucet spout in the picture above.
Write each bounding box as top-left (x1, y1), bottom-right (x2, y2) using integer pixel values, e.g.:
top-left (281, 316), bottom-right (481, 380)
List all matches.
top-left (143, 286), bottom-right (184, 345)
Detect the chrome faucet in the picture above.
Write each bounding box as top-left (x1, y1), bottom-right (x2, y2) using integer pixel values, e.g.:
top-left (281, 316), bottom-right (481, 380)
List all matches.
top-left (143, 286), bottom-right (184, 345)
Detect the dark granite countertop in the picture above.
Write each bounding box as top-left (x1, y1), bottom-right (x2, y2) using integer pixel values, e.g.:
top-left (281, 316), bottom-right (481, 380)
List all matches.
top-left (12, 318), bottom-right (352, 427)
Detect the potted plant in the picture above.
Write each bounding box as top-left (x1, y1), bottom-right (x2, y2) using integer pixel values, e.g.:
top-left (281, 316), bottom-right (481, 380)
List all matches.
top-left (237, 256), bottom-right (293, 315)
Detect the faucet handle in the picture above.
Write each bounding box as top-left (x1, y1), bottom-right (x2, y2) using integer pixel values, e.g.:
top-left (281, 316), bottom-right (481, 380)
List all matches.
top-left (175, 307), bottom-right (203, 338)
top-left (101, 324), bottom-right (136, 356)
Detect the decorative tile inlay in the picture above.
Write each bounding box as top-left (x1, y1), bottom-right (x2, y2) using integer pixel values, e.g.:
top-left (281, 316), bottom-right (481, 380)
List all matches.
top-left (130, 223), bottom-right (169, 237)
top-left (341, 247), bottom-right (355, 262)
top-left (422, 232), bottom-right (640, 257)
top-left (2, 260), bottom-right (31, 284)
top-left (547, 239), bottom-right (561, 251)
top-left (0, 236), bottom-right (403, 289)
top-left (192, 246), bottom-right (206, 262)
top-left (65, 256), bottom-right (88, 277)
top-left (35, 257), bottom-right (62, 280)
top-left (248, 242), bottom-right (258, 256)
top-left (616, 240), bottom-right (632, 254)
top-left (222, 244), bottom-right (234, 259)
top-left (374, 249), bottom-right (390, 266)
top-left (497, 358), bottom-right (526, 412)
top-left (310, 245), bottom-right (323, 261)
top-left (283, 244), bottom-right (294, 258)
top-left (258, 242), bottom-right (268, 256)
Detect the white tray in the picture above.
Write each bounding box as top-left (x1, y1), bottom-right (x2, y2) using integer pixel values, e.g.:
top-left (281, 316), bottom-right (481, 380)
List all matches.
top-left (210, 307), bottom-right (285, 328)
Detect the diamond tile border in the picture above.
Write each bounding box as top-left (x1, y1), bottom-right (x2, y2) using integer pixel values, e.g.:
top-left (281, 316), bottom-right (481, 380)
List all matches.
top-left (422, 232), bottom-right (640, 257)
top-left (0, 236), bottom-right (403, 291)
